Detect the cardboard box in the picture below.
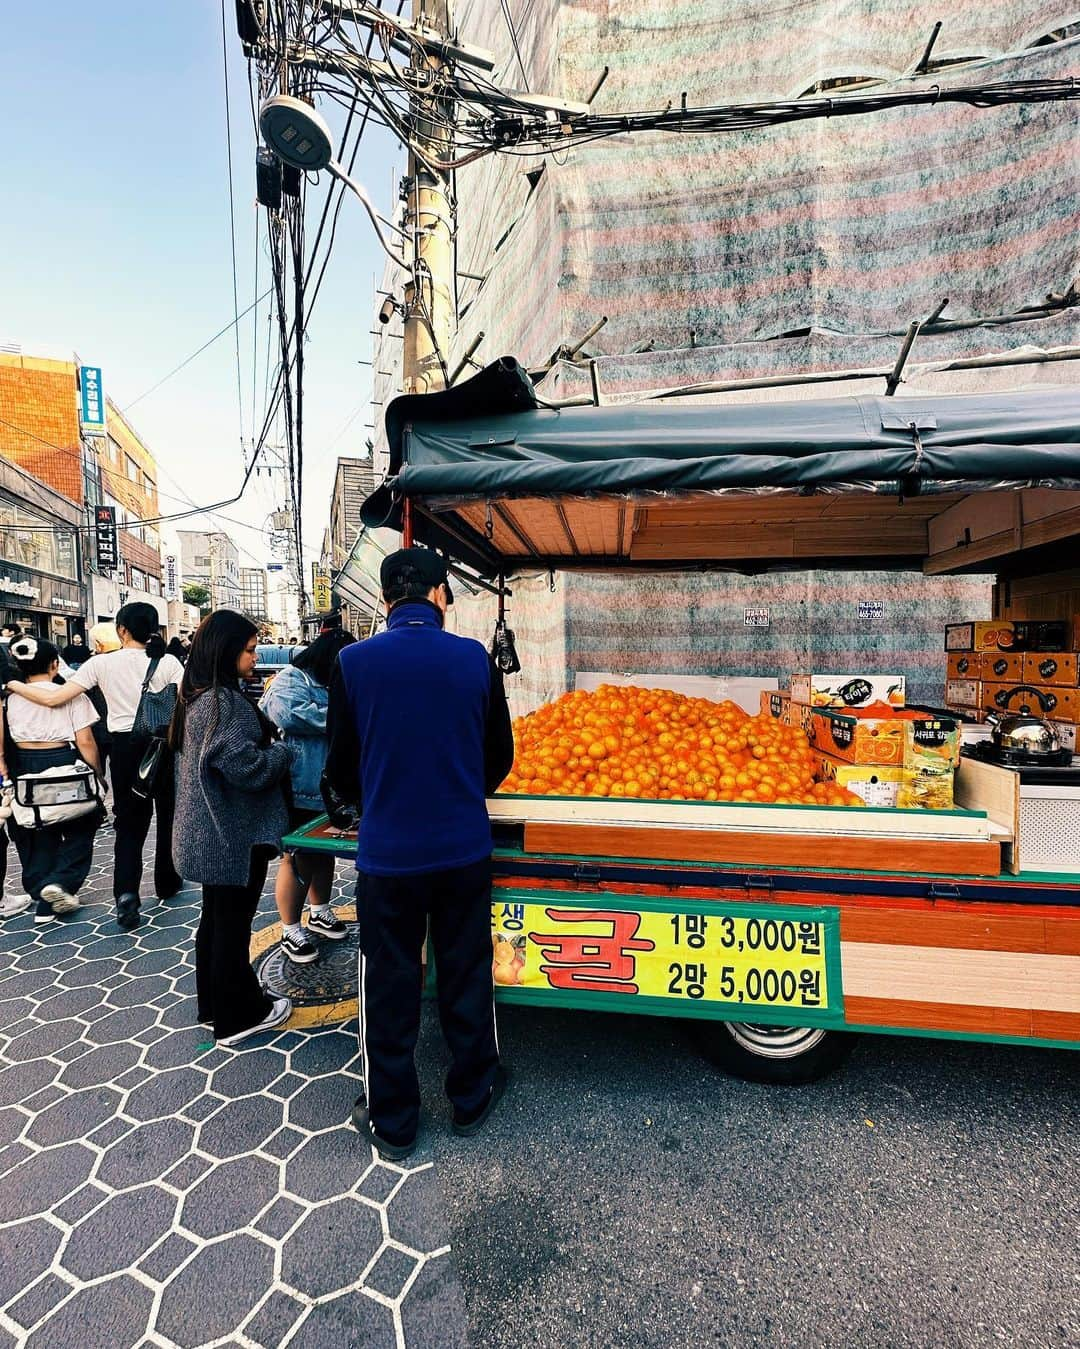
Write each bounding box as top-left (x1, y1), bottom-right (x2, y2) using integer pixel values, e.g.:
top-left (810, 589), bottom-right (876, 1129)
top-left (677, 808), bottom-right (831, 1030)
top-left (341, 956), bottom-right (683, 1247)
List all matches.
top-left (946, 652), bottom-right (981, 679)
top-left (790, 673), bottom-right (905, 709)
top-left (759, 689), bottom-right (790, 722)
top-left (1021, 652), bottom-right (1079, 687)
top-left (982, 682), bottom-right (1064, 717)
top-left (784, 700), bottom-right (815, 737)
top-left (1049, 687), bottom-right (1080, 723)
top-left (1050, 720), bottom-right (1078, 753)
top-left (1011, 620), bottom-right (1069, 652)
top-left (944, 621), bottom-right (1014, 652)
top-left (813, 753), bottom-right (905, 808)
top-left (945, 678), bottom-right (981, 709)
top-left (809, 709), bottom-right (905, 765)
top-left (980, 651), bottom-right (1025, 682)
top-left (905, 717), bottom-right (961, 769)
top-left (946, 703), bottom-right (990, 723)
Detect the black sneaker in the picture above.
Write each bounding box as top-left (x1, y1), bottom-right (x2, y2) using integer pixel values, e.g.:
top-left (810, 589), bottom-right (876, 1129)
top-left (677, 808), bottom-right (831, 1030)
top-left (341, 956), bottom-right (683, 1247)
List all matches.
top-left (452, 1065), bottom-right (509, 1137)
top-left (280, 928), bottom-right (318, 964)
top-left (116, 893), bottom-right (140, 931)
top-left (350, 1098), bottom-right (417, 1162)
top-left (307, 908), bottom-right (348, 939)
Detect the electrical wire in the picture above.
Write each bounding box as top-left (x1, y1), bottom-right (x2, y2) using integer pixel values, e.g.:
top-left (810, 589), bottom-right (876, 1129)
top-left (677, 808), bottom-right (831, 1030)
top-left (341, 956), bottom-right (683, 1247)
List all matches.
top-left (220, 0), bottom-right (247, 453)
top-left (498, 0), bottom-right (530, 91)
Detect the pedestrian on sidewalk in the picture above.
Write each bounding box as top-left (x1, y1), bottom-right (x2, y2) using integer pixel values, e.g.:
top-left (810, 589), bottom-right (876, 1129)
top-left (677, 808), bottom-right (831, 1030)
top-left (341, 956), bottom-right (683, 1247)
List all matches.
top-left (170, 610), bottom-right (293, 1047)
top-left (6, 603), bottom-right (183, 930)
top-left (3, 637), bottom-right (103, 925)
top-left (324, 548), bottom-right (515, 1160)
top-left (259, 629), bottom-right (356, 965)
top-left (61, 634), bottom-right (87, 669)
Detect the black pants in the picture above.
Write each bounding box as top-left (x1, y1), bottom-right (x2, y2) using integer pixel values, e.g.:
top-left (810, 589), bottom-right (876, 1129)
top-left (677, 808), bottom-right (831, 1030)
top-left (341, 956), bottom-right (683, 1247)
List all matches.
top-left (356, 857), bottom-right (499, 1145)
top-left (9, 747), bottom-right (100, 905)
top-left (196, 848), bottom-right (274, 1039)
top-left (109, 732), bottom-right (181, 901)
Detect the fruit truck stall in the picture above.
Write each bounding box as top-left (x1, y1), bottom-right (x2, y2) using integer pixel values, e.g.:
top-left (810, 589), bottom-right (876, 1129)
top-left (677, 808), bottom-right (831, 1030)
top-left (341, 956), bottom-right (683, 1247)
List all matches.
top-left (286, 359), bottom-right (1080, 1084)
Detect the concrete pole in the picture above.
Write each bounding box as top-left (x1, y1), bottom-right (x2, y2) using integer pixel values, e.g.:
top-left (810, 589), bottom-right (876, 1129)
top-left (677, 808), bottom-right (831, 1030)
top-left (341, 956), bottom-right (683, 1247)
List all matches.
top-left (402, 0), bottom-right (454, 399)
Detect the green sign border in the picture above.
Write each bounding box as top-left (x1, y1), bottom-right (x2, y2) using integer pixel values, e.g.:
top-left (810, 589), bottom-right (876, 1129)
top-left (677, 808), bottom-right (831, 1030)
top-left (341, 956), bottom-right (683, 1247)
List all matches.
top-left (491, 886), bottom-right (845, 1029)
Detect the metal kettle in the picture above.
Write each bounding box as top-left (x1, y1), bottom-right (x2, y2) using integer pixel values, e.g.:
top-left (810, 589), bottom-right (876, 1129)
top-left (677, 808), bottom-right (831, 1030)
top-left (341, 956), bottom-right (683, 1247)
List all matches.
top-left (985, 685), bottom-right (1062, 759)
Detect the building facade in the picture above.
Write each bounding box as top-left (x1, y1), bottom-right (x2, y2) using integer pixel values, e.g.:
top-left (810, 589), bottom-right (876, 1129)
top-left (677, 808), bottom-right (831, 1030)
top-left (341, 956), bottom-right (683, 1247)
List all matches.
top-left (328, 456), bottom-right (378, 634)
top-left (240, 566), bottom-right (270, 624)
top-left (178, 530), bottom-right (241, 610)
top-left (369, 2), bottom-right (1079, 713)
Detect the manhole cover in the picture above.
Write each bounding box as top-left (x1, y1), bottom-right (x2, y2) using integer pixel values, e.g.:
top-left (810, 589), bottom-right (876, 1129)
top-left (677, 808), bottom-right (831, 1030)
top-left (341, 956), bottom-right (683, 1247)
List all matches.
top-left (254, 924), bottom-right (361, 1006)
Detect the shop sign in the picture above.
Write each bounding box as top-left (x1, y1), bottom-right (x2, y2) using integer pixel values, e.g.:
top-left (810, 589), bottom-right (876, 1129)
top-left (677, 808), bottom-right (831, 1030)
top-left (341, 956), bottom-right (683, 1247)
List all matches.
top-left (744, 606), bottom-right (771, 628)
top-left (95, 506), bottom-right (118, 570)
top-left (0, 576), bottom-right (40, 601)
top-left (858, 599), bottom-right (885, 622)
top-left (163, 554), bottom-right (179, 601)
top-left (50, 594), bottom-right (81, 611)
top-left (491, 897), bottom-right (843, 1023)
top-left (312, 568), bottom-right (332, 612)
top-left (79, 366), bottom-right (105, 429)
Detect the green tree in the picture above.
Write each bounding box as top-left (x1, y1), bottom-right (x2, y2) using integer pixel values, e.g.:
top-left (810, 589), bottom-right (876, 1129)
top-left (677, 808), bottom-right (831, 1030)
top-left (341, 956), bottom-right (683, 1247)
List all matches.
top-left (182, 582), bottom-right (211, 612)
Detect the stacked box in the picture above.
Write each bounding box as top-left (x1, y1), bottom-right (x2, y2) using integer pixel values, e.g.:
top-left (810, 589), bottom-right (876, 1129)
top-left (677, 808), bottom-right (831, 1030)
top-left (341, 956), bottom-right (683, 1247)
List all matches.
top-left (790, 674), bottom-right (905, 710)
top-left (758, 689), bottom-right (790, 722)
top-left (899, 720), bottom-right (956, 810)
top-left (813, 753), bottom-right (904, 808)
top-left (944, 621), bottom-right (1014, 652)
top-left (1022, 652), bottom-right (1078, 687)
top-left (810, 709), bottom-right (907, 765)
top-left (945, 678), bottom-right (982, 710)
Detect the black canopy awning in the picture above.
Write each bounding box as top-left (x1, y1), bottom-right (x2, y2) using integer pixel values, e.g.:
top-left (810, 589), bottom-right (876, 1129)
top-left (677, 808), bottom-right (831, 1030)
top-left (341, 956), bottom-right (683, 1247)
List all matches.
top-left (361, 358), bottom-right (1080, 576)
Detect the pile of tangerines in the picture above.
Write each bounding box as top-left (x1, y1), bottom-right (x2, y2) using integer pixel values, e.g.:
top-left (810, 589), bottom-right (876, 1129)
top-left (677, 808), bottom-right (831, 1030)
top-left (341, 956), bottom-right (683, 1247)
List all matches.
top-left (499, 684), bottom-right (864, 806)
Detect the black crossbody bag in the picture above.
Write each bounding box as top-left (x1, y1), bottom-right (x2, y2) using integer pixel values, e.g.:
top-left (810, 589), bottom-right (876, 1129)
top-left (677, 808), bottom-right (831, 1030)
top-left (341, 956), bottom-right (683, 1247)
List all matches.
top-left (132, 656), bottom-right (177, 801)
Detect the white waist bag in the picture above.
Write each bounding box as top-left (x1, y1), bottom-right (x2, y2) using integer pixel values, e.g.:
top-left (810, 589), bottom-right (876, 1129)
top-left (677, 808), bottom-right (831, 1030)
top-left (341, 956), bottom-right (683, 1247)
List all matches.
top-left (11, 759), bottom-right (103, 829)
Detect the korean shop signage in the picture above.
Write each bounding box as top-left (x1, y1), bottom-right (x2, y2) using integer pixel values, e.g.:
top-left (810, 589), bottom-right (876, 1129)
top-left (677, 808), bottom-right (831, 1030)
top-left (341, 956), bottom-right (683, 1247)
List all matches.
top-left (79, 366), bottom-right (105, 429)
top-left (95, 505), bottom-right (119, 570)
top-left (491, 894), bottom-right (843, 1026)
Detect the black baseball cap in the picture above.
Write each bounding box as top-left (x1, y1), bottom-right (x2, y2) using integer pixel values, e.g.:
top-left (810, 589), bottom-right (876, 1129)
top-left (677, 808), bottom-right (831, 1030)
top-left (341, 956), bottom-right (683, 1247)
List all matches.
top-left (380, 547), bottom-right (454, 604)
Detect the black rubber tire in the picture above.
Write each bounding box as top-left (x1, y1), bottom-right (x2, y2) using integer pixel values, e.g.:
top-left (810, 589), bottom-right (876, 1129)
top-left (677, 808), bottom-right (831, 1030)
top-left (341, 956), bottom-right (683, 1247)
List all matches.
top-left (695, 1020), bottom-right (856, 1085)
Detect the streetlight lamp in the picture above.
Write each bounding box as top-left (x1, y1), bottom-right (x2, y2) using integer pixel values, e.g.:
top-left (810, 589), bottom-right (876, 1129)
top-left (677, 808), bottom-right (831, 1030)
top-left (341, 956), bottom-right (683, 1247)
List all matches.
top-left (258, 95), bottom-right (409, 269)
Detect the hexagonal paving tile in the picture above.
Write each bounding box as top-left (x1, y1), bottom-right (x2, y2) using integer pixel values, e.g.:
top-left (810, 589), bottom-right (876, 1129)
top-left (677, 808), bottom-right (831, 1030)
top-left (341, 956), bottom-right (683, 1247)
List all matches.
top-left (284, 1126), bottom-right (372, 1203)
top-left (95, 1117), bottom-right (196, 1189)
top-left (287, 1075), bottom-right (354, 1132)
top-left (0, 1144), bottom-right (97, 1222)
top-left (198, 1094), bottom-right (284, 1160)
top-left (0, 1217), bottom-right (64, 1306)
top-left (180, 1154), bottom-right (282, 1239)
top-left (23, 1273), bottom-right (155, 1349)
top-left (82, 1004), bottom-right (159, 1045)
top-left (61, 1184), bottom-right (177, 1281)
top-left (280, 1196), bottom-right (383, 1298)
top-left (288, 1289), bottom-right (398, 1349)
top-left (25, 1085), bottom-right (123, 1148)
top-left (58, 1042), bottom-right (142, 1089)
top-left (155, 1233), bottom-right (276, 1345)
top-left (124, 1066), bottom-right (209, 1122)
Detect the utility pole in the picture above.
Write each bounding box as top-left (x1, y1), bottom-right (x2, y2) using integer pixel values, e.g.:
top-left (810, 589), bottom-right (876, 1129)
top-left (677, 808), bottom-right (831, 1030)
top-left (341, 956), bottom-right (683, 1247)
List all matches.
top-left (401, 0), bottom-right (454, 399)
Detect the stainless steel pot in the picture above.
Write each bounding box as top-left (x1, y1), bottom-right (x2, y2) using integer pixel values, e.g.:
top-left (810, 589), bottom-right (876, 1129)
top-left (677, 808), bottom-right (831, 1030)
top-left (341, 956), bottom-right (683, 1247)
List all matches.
top-left (985, 685), bottom-right (1062, 759)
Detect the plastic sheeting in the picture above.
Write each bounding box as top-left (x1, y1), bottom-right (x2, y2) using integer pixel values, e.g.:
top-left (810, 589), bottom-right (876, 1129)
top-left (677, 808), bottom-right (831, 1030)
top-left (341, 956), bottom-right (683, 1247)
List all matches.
top-left (369, 357), bottom-right (1080, 502)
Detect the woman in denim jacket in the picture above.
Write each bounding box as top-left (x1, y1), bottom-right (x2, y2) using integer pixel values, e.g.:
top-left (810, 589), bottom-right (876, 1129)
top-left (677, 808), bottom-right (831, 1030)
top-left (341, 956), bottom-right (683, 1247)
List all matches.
top-left (259, 629), bottom-right (355, 964)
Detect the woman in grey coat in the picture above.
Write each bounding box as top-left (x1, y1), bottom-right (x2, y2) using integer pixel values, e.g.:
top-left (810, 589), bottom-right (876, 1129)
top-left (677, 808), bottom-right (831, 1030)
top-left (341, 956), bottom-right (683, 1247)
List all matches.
top-left (170, 611), bottom-right (293, 1047)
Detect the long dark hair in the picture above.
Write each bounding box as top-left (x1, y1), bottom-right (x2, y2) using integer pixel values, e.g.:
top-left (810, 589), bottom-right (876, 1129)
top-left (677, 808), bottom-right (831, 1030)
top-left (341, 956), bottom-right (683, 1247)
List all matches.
top-left (116, 602), bottom-right (165, 659)
top-left (168, 610), bottom-right (258, 751)
top-left (292, 629), bottom-right (356, 687)
top-left (165, 636), bottom-right (188, 663)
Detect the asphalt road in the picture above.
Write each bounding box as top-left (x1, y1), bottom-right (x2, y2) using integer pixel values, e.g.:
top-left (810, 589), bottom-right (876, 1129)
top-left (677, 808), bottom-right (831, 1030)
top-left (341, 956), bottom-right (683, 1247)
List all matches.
top-left (412, 1004), bottom-right (1079, 1349)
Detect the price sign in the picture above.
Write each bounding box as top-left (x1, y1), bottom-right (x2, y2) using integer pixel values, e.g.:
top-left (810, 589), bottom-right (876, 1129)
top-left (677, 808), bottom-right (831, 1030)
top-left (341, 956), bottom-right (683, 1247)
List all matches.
top-left (744, 607), bottom-right (771, 629)
top-left (491, 897), bottom-right (842, 1023)
top-left (858, 600), bottom-right (885, 622)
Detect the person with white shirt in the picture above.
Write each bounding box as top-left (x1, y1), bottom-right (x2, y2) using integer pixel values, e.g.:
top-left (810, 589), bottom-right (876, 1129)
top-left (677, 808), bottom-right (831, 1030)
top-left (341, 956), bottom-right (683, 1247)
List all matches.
top-left (6, 602), bottom-right (183, 930)
top-left (4, 637), bottom-right (103, 924)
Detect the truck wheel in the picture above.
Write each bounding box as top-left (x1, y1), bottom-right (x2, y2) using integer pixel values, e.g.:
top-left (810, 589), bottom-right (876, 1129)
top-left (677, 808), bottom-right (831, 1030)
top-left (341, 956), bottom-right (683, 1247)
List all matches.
top-left (697, 1021), bottom-right (855, 1085)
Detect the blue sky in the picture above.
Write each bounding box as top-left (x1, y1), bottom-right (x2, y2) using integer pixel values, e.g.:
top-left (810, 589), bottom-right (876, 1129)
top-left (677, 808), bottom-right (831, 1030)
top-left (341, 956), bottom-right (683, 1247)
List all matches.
top-left (1, 1), bottom-right (400, 585)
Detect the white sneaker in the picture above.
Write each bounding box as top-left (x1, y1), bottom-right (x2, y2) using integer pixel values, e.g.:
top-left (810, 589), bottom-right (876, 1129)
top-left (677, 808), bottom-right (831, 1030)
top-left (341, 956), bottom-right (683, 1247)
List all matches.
top-left (0, 894), bottom-right (30, 918)
top-left (41, 885), bottom-right (81, 915)
top-left (217, 996), bottom-right (292, 1048)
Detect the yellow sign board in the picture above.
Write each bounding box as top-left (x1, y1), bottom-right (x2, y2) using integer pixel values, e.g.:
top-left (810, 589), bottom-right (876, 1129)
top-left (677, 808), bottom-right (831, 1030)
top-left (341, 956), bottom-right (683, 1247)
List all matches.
top-left (312, 570), bottom-right (332, 612)
top-left (491, 899), bottom-right (833, 1015)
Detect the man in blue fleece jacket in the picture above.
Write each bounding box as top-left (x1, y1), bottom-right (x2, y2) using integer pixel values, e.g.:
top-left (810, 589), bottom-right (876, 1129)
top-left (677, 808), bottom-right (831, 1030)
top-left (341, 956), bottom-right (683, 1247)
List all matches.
top-left (324, 547), bottom-right (515, 1159)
